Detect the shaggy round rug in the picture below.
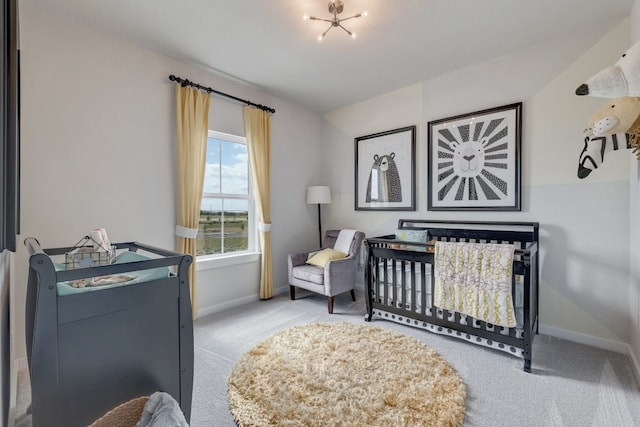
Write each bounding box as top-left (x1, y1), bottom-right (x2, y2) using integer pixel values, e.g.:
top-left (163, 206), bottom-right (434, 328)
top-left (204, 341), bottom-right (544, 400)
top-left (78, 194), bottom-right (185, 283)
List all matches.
top-left (227, 322), bottom-right (466, 426)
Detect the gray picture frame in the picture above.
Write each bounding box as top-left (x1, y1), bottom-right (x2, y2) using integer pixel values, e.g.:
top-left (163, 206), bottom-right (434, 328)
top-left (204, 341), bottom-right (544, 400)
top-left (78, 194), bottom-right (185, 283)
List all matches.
top-left (427, 103), bottom-right (522, 211)
top-left (354, 126), bottom-right (416, 211)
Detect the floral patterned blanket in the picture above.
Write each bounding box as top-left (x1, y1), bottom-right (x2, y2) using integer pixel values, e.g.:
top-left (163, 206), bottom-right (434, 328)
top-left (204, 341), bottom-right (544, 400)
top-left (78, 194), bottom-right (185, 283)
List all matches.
top-left (434, 241), bottom-right (516, 328)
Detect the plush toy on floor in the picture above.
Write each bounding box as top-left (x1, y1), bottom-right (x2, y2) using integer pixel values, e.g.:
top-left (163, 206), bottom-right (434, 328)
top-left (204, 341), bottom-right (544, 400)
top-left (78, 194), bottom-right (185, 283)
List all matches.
top-left (576, 40), bottom-right (640, 98)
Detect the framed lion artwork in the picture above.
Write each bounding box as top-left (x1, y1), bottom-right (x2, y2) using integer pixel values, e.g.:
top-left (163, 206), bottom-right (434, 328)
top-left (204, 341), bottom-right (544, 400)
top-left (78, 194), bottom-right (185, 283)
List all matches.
top-left (427, 103), bottom-right (522, 211)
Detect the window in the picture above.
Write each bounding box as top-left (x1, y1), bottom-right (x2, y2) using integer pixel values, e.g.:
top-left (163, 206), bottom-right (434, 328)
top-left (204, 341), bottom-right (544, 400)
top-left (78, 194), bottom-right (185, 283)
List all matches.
top-left (197, 130), bottom-right (254, 257)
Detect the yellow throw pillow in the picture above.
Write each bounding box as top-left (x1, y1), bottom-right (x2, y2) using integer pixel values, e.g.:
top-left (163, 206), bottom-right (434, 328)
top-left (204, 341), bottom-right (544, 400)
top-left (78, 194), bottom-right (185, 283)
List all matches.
top-left (306, 248), bottom-right (348, 268)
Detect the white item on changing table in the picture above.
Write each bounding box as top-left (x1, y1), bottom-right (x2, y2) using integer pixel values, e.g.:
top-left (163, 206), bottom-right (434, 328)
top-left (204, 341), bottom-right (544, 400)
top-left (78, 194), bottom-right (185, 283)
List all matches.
top-left (65, 229), bottom-right (115, 269)
top-left (90, 228), bottom-right (112, 251)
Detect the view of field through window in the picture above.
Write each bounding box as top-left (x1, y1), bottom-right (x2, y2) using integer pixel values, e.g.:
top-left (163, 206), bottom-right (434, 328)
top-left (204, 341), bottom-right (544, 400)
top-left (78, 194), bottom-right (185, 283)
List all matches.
top-left (197, 133), bottom-right (251, 256)
top-left (197, 206), bottom-right (249, 255)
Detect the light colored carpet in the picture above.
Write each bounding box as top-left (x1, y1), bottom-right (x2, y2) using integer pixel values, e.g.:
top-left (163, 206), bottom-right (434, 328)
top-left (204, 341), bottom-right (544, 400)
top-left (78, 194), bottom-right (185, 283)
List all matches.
top-left (14, 287), bottom-right (640, 426)
top-left (228, 322), bottom-right (466, 426)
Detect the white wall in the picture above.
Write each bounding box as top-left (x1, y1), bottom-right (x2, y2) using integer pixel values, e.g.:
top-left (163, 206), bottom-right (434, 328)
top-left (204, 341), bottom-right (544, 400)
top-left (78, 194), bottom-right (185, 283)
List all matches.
top-left (323, 19), bottom-right (633, 351)
top-left (527, 21), bottom-right (631, 348)
top-left (14, 4), bottom-right (324, 359)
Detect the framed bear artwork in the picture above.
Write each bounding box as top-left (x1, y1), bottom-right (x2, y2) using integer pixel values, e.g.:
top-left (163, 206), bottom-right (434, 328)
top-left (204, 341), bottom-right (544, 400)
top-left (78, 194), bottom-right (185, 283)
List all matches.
top-left (354, 126), bottom-right (416, 211)
top-left (427, 103), bottom-right (522, 211)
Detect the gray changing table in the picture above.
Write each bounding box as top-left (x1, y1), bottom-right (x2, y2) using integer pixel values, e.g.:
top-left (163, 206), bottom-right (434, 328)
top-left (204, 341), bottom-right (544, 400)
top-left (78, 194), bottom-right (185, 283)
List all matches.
top-left (24, 238), bottom-right (193, 427)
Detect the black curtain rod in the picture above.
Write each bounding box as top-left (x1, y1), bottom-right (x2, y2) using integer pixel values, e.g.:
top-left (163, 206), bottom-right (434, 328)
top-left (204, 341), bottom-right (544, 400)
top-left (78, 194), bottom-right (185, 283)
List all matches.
top-left (169, 75), bottom-right (276, 114)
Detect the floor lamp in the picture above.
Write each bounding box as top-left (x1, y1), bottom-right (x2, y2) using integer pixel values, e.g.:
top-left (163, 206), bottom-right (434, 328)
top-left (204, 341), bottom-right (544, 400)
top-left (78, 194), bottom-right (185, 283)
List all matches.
top-left (307, 186), bottom-right (331, 247)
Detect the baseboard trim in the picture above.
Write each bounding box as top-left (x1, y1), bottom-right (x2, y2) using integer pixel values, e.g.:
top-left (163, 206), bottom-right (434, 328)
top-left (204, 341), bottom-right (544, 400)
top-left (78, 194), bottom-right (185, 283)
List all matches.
top-left (196, 294), bottom-right (259, 319)
top-left (539, 324), bottom-right (628, 354)
top-left (540, 323), bottom-right (640, 382)
top-left (626, 343), bottom-right (640, 387)
top-left (195, 283), bottom-right (365, 320)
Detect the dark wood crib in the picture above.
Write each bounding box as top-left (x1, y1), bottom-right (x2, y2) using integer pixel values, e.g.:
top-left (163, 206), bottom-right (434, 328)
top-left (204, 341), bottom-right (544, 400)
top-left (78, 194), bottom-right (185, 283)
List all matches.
top-left (365, 220), bottom-right (539, 372)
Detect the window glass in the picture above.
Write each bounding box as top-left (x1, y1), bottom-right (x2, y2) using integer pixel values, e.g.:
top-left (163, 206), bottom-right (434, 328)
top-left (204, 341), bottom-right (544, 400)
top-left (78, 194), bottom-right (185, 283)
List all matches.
top-left (221, 140), bottom-right (248, 195)
top-left (198, 197), bottom-right (223, 255)
top-left (203, 138), bottom-right (221, 194)
top-left (222, 199), bottom-right (249, 253)
top-left (197, 131), bottom-right (253, 257)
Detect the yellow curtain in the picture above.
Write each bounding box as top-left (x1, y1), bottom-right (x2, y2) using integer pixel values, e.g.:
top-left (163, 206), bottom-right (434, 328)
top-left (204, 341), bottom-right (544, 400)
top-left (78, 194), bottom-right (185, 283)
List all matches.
top-left (175, 85), bottom-right (210, 319)
top-left (243, 106), bottom-right (273, 299)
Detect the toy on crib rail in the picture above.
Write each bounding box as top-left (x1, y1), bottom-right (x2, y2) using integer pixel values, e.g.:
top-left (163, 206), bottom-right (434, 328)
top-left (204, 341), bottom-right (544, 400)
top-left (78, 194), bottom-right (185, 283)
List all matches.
top-left (576, 40), bottom-right (640, 98)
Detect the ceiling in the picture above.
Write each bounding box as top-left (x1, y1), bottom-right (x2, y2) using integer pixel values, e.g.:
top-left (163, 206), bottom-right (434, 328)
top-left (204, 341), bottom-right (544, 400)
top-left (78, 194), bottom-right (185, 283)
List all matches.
top-left (28, 0), bottom-right (635, 113)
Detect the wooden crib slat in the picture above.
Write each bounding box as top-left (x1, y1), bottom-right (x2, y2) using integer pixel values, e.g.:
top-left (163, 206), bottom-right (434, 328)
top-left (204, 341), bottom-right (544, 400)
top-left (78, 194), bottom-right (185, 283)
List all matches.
top-left (391, 259), bottom-right (397, 306)
top-left (409, 262), bottom-right (416, 313)
top-left (383, 258), bottom-right (389, 304)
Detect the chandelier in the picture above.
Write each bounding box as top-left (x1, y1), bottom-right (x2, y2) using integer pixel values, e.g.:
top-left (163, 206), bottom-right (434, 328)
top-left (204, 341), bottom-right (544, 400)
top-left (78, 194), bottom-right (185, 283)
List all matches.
top-left (303, 0), bottom-right (368, 41)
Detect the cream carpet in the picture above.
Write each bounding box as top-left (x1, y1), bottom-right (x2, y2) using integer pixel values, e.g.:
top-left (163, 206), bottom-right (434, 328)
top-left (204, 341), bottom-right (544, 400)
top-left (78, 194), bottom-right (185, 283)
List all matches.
top-left (227, 322), bottom-right (466, 426)
top-left (16, 292), bottom-right (640, 426)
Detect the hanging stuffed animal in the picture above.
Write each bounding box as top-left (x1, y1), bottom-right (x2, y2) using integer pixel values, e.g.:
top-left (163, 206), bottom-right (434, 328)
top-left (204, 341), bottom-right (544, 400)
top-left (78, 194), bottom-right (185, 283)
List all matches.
top-left (578, 132), bottom-right (631, 179)
top-left (576, 40), bottom-right (640, 98)
top-left (583, 96), bottom-right (640, 159)
top-left (574, 43), bottom-right (640, 173)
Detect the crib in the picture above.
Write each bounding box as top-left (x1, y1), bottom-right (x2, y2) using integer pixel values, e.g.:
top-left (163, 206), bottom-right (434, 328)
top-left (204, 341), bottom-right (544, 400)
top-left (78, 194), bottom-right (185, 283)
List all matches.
top-left (24, 238), bottom-right (194, 427)
top-left (365, 220), bottom-right (539, 372)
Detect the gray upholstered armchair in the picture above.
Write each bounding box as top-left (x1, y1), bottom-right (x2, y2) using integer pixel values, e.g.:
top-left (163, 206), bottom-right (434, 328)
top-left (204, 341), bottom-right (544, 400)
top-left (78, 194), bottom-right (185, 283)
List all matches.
top-left (288, 229), bottom-right (365, 314)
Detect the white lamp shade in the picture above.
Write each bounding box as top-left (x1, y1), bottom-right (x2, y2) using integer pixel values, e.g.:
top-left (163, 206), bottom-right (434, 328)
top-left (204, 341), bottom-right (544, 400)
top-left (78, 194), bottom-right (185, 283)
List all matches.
top-left (307, 186), bottom-right (332, 204)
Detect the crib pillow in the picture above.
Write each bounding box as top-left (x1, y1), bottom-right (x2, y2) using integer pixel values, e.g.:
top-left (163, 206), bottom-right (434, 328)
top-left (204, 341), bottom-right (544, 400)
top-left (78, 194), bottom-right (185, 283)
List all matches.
top-left (393, 229), bottom-right (429, 251)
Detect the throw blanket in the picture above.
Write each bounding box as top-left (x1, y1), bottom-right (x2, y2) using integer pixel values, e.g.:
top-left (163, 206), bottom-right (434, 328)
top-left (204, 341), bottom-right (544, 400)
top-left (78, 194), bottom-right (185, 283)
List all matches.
top-left (334, 229), bottom-right (357, 254)
top-left (135, 391), bottom-right (188, 427)
top-left (71, 274), bottom-right (136, 288)
top-left (434, 241), bottom-right (517, 328)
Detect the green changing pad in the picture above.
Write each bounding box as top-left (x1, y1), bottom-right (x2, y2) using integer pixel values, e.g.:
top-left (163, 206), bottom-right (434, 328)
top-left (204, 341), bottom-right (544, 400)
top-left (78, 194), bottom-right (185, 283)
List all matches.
top-left (56, 251), bottom-right (170, 296)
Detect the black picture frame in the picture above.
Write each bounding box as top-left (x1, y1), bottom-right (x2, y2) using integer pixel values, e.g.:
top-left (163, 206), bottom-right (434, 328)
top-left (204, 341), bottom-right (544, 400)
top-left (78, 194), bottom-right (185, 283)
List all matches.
top-left (427, 102), bottom-right (522, 211)
top-left (355, 126), bottom-right (416, 211)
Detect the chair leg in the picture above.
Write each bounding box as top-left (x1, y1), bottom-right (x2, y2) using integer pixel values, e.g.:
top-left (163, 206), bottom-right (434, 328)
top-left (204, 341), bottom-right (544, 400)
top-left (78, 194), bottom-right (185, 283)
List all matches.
top-left (350, 289), bottom-right (356, 301)
top-left (290, 285), bottom-right (296, 300)
top-left (328, 296), bottom-right (334, 314)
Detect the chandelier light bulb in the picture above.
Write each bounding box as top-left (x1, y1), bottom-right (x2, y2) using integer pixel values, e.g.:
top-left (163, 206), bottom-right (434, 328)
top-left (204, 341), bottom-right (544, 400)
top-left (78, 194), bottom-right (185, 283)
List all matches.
top-left (303, 15), bottom-right (309, 20)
